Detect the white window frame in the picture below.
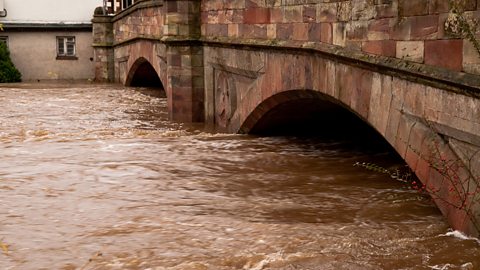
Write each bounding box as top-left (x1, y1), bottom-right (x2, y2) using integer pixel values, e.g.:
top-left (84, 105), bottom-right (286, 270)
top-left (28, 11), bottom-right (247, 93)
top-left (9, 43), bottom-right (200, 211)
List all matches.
top-left (56, 36), bottom-right (76, 58)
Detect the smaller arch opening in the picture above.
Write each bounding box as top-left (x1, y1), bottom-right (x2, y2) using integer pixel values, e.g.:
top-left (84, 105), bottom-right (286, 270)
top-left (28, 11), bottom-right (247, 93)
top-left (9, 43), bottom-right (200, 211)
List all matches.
top-left (127, 59), bottom-right (164, 91)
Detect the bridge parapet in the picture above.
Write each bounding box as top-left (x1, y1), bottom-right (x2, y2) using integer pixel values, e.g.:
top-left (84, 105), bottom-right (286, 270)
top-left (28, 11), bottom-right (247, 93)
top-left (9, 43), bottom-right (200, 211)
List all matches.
top-left (201, 0), bottom-right (480, 75)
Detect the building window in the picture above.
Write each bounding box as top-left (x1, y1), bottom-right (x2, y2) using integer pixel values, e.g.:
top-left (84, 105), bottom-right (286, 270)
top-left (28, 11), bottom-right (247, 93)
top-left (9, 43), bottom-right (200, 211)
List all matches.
top-left (122, 0), bottom-right (132, 9)
top-left (0, 36), bottom-right (8, 48)
top-left (57, 36), bottom-right (77, 59)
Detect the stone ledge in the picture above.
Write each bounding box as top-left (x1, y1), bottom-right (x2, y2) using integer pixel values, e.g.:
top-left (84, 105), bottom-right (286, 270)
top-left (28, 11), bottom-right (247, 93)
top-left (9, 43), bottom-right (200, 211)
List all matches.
top-left (200, 36), bottom-right (480, 99)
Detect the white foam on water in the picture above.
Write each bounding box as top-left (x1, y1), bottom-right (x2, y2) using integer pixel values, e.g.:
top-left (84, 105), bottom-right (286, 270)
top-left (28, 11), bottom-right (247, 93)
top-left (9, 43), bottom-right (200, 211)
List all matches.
top-left (428, 262), bottom-right (474, 270)
top-left (244, 251), bottom-right (284, 270)
top-left (441, 230), bottom-right (480, 244)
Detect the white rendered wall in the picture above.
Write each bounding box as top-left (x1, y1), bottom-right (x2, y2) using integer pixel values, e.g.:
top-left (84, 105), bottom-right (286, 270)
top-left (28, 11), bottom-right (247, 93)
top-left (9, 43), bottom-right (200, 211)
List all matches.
top-left (2, 0), bottom-right (103, 23)
top-left (7, 31), bottom-right (95, 80)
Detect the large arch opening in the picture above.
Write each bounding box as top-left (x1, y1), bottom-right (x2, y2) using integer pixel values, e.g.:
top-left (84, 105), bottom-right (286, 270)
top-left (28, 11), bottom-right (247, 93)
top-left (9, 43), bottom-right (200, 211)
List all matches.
top-left (126, 58), bottom-right (165, 93)
top-left (241, 90), bottom-right (393, 153)
top-left (238, 90), bottom-right (452, 232)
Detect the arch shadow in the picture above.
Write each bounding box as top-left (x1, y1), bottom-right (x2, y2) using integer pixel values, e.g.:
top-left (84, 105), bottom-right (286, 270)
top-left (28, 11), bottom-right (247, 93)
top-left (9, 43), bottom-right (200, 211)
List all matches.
top-left (126, 57), bottom-right (165, 91)
top-left (241, 90), bottom-right (374, 133)
top-left (240, 89), bottom-right (393, 152)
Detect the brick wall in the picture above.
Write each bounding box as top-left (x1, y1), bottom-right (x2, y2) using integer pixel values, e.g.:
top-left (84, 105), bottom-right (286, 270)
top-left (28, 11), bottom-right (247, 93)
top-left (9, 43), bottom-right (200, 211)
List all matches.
top-left (201, 0), bottom-right (480, 75)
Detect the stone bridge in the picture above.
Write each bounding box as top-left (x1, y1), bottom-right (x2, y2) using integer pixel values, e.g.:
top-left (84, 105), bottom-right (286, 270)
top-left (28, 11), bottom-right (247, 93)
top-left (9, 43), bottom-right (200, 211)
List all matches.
top-left (93, 0), bottom-right (480, 236)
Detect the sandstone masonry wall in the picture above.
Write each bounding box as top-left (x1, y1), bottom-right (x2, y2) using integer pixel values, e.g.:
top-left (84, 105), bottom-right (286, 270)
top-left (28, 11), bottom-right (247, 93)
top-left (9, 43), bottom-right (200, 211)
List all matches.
top-left (201, 0), bottom-right (480, 74)
top-left (113, 3), bottom-right (164, 43)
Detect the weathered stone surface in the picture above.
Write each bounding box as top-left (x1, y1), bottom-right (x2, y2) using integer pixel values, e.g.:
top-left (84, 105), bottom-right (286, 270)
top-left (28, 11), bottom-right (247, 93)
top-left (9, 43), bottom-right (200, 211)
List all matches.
top-left (396, 41), bottom-right (424, 63)
top-left (463, 40), bottom-right (480, 75)
top-left (332, 22), bottom-right (346, 46)
top-left (399, 0), bottom-right (429, 16)
top-left (317, 3), bottom-right (337, 22)
top-left (352, 0), bottom-right (376, 20)
top-left (411, 15), bottom-right (439, 40)
top-left (428, 0), bottom-right (449, 14)
top-left (303, 5), bottom-right (316, 22)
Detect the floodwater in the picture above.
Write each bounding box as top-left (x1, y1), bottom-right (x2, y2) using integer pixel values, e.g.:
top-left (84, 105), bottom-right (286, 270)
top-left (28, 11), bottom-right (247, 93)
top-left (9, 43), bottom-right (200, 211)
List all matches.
top-left (0, 83), bottom-right (479, 270)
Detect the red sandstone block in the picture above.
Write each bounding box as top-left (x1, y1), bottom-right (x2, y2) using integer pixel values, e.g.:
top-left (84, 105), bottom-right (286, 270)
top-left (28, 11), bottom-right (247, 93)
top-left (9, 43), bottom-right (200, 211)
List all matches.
top-left (276, 23), bottom-right (293, 40)
top-left (325, 60), bottom-right (336, 97)
top-left (223, 0), bottom-right (245, 10)
top-left (231, 10), bottom-right (244, 23)
top-left (308, 23), bottom-right (322, 41)
top-left (244, 7), bottom-right (271, 24)
top-left (407, 123), bottom-right (428, 157)
top-left (428, 0), bottom-right (449, 14)
top-left (284, 6), bottom-right (303, 23)
top-left (375, 4), bottom-right (397, 18)
top-left (303, 5), bottom-right (316, 23)
top-left (362, 40), bottom-right (396, 57)
top-left (384, 108), bottom-right (401, 148)
top-left (403, 83), bottom-right (426, 116)
top-left (346, 21), bottom-right (368, 40)
top-left (168, 54), bottom-right (182, 67)
top-left (270, 8), bottom-right (283, 23)
top-left (395, 114), bottom-right (415, 158)
top-left (425, 39), bottom-right (463, 71)
top-left (344, 40), bottom-right (362, 51)
top-left (391, 17), bottom-right (411, 40)
top-left (246, 0), bottom-right (264, 8)
top-left (218, 10), bottom-right (243, 24)
top-left (293, 23), bottom-right (309, 41)
top-left (166, 1), bottom-right (178, 12)
top-left (368, 18), bottom-right (391, 33)
top-left (320, 23), bottom-right (333, 44)
top-left (399, 0), bottom-right (429, 16)
top-left (318, 3), bottom-right (337, 22)
top-left (411, 15), bottom-right (439, 40)
top-left (240, 24), bottom-right (267, 38)
top-left (405, 147), bottom-right (419, 172)
top-left (177, 2), bottom-right (190, 14)
top-left (335, 64), bottom-right (354, 106)
top-left (203, 0), bottom-right (224, 11)
top-left (351, 68), bottom-right (373, 119)
top-left (206, 24), bottom-right (228, 36)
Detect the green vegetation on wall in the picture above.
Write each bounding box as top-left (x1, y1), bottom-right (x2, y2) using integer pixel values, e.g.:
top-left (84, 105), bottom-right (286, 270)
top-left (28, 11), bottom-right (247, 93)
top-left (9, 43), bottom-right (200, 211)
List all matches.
top-left (0, 42), bottom-right (21, 83)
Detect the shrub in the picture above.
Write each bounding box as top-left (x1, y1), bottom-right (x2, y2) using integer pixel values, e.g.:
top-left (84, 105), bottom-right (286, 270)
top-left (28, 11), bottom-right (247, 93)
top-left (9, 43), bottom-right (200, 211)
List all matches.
top-left (0, 42), bottom-right (21, 83)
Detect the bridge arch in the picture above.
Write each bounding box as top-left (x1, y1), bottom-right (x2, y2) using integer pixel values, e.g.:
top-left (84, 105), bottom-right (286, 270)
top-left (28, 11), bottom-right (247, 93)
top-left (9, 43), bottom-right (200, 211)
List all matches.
top-left (240, 89), bottom-right (373, 136)
top-left (125, 57), bottom-right (164, 89)
top-left (236, 86), bottom-right (479, 236)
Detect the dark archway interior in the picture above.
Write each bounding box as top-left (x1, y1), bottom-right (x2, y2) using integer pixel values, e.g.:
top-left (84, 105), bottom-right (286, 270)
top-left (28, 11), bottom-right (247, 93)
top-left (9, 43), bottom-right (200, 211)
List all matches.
top-left (129, 61), bottom-right (164, 89)
top-left (249, 97), bottom-right (394, 153)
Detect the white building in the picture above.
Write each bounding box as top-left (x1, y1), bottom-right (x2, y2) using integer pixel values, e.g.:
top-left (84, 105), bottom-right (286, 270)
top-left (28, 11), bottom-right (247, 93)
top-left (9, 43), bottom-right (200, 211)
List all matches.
top-left (0, 0), bottom-right (103, 81)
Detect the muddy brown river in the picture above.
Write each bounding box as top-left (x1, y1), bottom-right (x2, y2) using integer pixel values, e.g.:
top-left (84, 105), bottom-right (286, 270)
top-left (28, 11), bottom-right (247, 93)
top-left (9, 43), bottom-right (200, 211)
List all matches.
top-left (0, 83), bottom-right (479, 270)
